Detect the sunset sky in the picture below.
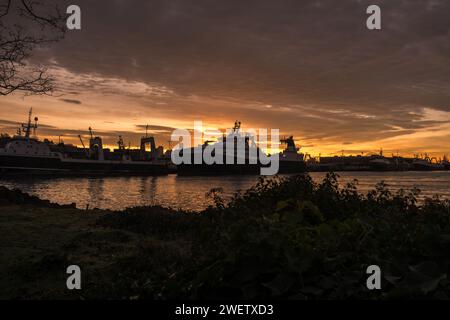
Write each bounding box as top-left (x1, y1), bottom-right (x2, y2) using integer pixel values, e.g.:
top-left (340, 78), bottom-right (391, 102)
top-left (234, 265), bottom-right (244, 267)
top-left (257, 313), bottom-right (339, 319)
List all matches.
top-left (1, 0), bottom-right (450, 157)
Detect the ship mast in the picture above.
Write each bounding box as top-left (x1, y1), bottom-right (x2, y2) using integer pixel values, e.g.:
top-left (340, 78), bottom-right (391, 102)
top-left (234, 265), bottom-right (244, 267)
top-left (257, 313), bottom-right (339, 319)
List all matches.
top-left (117, 135), bottom-right (125, 150)
top-left (21, 108), bottom-right (38, 138)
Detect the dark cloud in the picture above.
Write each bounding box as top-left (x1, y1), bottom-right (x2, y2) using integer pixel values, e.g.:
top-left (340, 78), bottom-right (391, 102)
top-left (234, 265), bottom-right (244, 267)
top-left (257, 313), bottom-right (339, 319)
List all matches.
top-left (60, 99), bottom-right (82, 105)
top-left (0, 119), bottom-right (19, 126)
top-left (45, 0), bottom-right (450, 109)
top-left (135, 124), bottom-right (177, 133)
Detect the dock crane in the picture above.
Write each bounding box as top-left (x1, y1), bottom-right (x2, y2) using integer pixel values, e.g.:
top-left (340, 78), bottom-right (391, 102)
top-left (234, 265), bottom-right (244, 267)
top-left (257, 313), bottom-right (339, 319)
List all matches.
top-left (88, 127), bottom-right (94, 139)
top-left (78, 135), bottom-right (89, 157)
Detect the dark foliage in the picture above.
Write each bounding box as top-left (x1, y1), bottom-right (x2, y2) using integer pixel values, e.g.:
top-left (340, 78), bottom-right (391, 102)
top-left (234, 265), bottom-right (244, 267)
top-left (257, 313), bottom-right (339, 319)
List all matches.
top-left (99, 173), bottom-right (450, 299)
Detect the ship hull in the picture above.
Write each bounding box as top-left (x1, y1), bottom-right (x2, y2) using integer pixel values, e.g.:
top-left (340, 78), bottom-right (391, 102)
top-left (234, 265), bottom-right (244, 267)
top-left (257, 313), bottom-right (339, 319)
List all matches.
top-left (177, 163), bottom-right (261, 176)
top-left (411, 163), bottom-right (443, 171)
top-left (278, 160), bottom-right (306, 174)
top-left (0, 155), bottom-right (64, 175)
top-left (0, 155), bottom-right (168, 176)
top-left (177, 160), bottom-right (305, 176)
top-left (61, 159), bottom-right (169, 176)
top-left (368, 163), bottom-right (396, 171)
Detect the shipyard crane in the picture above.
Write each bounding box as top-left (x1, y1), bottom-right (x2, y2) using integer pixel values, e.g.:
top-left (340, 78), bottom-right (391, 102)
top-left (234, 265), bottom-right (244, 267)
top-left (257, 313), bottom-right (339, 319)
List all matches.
top-left (88, 127), bottom-right (94, 139)
top-left (78, 135), bottom-right (89, 157)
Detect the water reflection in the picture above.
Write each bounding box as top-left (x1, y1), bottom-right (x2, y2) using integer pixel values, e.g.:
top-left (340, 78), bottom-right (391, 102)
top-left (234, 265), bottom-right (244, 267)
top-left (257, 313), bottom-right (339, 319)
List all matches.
top-left (140, 176), bottom-right (157, 207)
top-left (87, 178), bottom-right (104, 208)
top-left (0, 171), bottom-right (449, 211)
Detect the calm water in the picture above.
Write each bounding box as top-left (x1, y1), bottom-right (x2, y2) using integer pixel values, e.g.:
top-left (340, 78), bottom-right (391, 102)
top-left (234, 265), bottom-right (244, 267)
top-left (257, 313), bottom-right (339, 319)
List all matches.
top-left (1, 171), bottom-right (450, 211)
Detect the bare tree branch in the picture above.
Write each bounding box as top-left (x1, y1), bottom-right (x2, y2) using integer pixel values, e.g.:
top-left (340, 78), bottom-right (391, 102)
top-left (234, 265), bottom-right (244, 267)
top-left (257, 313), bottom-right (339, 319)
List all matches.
top-left (0, 0), bottom-right (12, 18)
top-left (18, 0), bottom-right (66, 33)
top-left (0, 0), bottom-right (66, 96)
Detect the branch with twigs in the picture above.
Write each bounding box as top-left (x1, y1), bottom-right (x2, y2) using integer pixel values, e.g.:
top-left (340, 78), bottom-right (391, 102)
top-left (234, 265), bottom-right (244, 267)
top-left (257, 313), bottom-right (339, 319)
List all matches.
top-left (0, 0), bottom-right (66, 96)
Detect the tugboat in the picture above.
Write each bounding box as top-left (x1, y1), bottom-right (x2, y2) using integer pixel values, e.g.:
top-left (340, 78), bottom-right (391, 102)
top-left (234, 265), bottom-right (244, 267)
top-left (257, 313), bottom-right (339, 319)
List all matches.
top-left (0, 109), bottom-right (169, 176)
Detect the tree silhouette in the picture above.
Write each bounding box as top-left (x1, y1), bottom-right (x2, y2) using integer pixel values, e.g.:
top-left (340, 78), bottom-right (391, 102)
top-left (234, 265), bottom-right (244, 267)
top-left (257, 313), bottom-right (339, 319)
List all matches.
top-left (0, 0), bottom-right (66, 96)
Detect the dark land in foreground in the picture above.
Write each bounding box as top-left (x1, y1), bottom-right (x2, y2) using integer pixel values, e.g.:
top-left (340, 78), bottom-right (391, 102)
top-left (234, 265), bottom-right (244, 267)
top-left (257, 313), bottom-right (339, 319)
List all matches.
top-left (1, 173), bottom-right (450, 299)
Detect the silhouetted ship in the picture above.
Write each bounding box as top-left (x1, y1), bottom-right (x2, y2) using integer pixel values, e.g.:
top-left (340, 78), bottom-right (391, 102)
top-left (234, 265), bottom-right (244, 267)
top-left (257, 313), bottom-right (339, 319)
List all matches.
top-left (443, 156), bottom-right (450, 170)
top-left (0, 109), bottom-right (169, 176)
top-left (279, 136), bottom-right (307, 173)
top-left (307, 150), bottom-right (448, 172)
top-left (2, 110), bottom-right (447, 176)
top-left (176, 121), bottom-right (306, 175)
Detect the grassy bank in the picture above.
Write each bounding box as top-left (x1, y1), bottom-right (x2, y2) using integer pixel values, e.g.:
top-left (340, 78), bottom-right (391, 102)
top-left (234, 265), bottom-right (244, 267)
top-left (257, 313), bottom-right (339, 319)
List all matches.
top-left (1, 173), bottom-right (450, 299)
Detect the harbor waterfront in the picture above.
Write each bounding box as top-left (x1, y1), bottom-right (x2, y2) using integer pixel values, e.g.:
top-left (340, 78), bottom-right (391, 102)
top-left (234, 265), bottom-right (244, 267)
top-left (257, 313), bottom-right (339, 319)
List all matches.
top-left (3, 110), bottom-right (450, 178)
top-left (1, 171), bottom-right (449, 211)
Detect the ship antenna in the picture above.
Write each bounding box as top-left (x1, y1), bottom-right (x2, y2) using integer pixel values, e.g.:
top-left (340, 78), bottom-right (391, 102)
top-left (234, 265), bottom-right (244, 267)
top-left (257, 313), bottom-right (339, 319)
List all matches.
top-left (146, 124), bottom-right (149, 138)
top-left (27, 108), bottom-right (32, 137)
